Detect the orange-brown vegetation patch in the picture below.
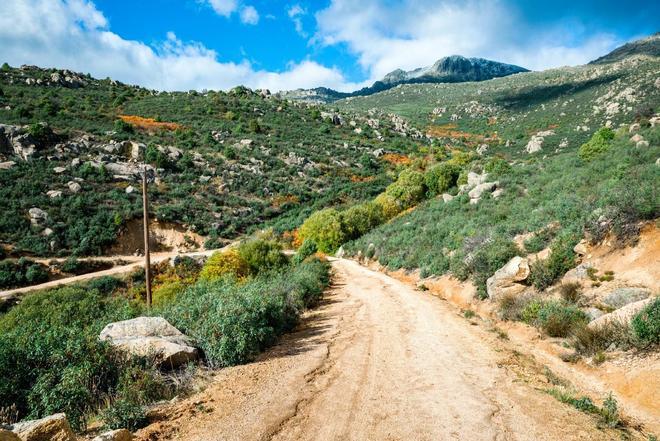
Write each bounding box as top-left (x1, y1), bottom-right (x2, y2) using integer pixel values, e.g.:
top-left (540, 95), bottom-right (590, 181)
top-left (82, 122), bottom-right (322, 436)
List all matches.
top-left (271, 194), bottom-right (300, 208)
top-left (119, 115), bottom-right (182, 131)
top-left (381, 153), bottom-right (411, 165)
top-left (350, 175), bottom-right (376, 183)
top-left (426, 123), bottom-right (488, 143)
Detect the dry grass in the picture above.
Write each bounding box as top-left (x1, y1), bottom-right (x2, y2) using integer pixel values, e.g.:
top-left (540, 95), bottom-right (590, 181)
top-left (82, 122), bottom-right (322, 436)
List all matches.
top-left (119, 115), bottom-right (182, 131)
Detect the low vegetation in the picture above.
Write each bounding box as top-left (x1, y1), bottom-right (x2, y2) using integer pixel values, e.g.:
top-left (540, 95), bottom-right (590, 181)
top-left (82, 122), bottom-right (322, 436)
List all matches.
top-left (0, 235), bottom-right (331, 432)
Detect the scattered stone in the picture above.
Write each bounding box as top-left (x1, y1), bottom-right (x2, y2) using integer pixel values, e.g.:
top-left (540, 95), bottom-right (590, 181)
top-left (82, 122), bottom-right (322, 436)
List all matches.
top-left (486, 256), bottom-right (530, 301)
top-left (9, 413), bottom-right (75, 441)
top-left (335, 246), bottom-right (345, 258)
top-left (53, 166), bottom-right (67, 174)
top-left (476, 144), bottom-right (488, 155)
top-left (125, 185), bottom-right (135, 194)
top-left (91, 429), bottom-right (133, 441)
top-left (67, 181), bottom-right (81, 193)
top-left (441, 193), bottom-right (454, 203)
top-left (99, 317), bottom-right (198, 369)
top-left (636, 140), bottom-right (649, 148)
top-left (468, 182), bottom-right (497, 203)
top-left (573, 240), bottom-right (588, 256)
top-left (629, 134), bottom-right (644, 143)
top-left (603, 288), bottom-right (650, 309)
top-left (525, 135), bottom-right (544, 153)
top-left (491, 188), bottom-right (504, 199)
top-left (0, 161), bottom-right (16, 170)
top-left (46, 190), bottom-right (62, 199)
top-left (41, 228), bottom-right (54, 237)
top-left (628, 123), bottom-right (640, 133)
top-left (467, 172), bottom-right (488, 187)
top-left (28, 207), bottom-right (48, 225)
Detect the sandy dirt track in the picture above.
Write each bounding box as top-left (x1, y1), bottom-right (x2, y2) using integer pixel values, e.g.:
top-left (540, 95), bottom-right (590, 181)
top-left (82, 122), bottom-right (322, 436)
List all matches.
top-left (136, 259), bottom-right (626, 441)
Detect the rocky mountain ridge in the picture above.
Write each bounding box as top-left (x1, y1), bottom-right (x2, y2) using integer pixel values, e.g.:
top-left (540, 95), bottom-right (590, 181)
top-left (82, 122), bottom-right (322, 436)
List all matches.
top-left (279, 56), bottom-right (528, 103)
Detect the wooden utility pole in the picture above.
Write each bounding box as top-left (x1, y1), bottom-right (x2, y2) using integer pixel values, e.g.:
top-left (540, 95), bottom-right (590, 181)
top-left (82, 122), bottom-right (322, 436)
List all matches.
top-left (142, 166), bottom-right (152, 308)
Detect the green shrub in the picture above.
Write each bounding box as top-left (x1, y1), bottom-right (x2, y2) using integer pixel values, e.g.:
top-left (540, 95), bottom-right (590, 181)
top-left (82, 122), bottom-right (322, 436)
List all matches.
top-left (61, 257), bottom-right (82, 274)
top-left (88, 276), bottom-right (124, 294)
top-left (25, 264), bottom-right (48, 284)
top-left (0, 286), bottom-right (140, 431)
top-left (199, 248), bottom-right (248, 281)
top-left (161, 259), bottom-right (330, 367)
top-left (341, 202), bottom-right (384, 240)
top-left (385, 169), bottom-right (426, 209)
top-left (631, 297), bottom-right (660, 347)
top-left (572, 321), bottom-right (632, 355)
top-left (100, 399), bottom-right (147, 431)
top-left (152, 280), bottom-right (186, 307)
top-left (578, 127), bottom-right (615, 161)
top-left (536, 301), bottom-right (588, 337)
top-left (424, 163), bottom-right (460, 195)
top-left (529, 235), bottom-right (577, 291)
top-left (484, 157), bottom-right (512, 177)
top-left (299, 208), bottom-right (346, 253)
top-left (238, 237), bottom-right (288, 275)
top-left (293, 239), bottom-right (317, 265)
top-left (464, 237), bottom-right (519, 299)
top-left (373, 193), bottom-right (402, 220)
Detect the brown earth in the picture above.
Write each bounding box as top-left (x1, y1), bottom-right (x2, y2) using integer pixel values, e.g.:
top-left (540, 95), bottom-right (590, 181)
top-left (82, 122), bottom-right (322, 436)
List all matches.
top-left (134, 259), bottom-right (639, 441)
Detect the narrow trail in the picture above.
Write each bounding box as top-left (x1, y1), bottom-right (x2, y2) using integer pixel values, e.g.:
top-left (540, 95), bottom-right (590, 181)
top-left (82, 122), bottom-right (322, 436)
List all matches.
top-left (0, 248), bottom-right (222, 300)
top-left (136, 259), bottom-right (625, 441)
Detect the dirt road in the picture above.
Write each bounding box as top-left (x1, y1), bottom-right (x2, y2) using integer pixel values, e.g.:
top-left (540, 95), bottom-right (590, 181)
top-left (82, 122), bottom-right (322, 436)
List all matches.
top-left (137, 259), bottom-right (624, 441)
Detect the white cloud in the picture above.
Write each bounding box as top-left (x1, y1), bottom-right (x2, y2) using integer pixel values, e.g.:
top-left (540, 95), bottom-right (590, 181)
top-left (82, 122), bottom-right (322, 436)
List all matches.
top-left (287, 4), bottom-right (307, 37)
top-left (0, 0), bottom-right (358, 92)
top-left (314, 0), bottom-right (622, 82)
top-left (205, 0), bottom-right (238, 17)
top-left (239, 5), bottom-right (259, 25)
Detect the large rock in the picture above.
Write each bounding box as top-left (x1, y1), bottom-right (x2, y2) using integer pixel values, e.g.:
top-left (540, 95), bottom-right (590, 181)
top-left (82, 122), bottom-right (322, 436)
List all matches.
top-left (589, 297), bottom-right (654, 329)
top-left (0, 429), bottom-right (21, 441)
top-left (9, 413), bottom-right (75, 441)
top-left (467, 171), bottom-right (487, 187)
top-left (603, 288), bottom-right (650, 309)
top-left (28, 207), bottom-right (48, 226)
top-left (486, 256), bottom-right (530, 301)
top-left (0, 124), bottom-right (52, 161)
top-left (468, 181), bottom-right (498, 204)
top-left (100, 317), bottom-right (198, 369)
top-left (91, 429), bottom-right (133, 441)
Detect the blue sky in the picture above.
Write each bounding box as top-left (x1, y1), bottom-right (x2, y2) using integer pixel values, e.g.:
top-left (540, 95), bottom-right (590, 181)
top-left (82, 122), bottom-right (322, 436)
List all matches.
top-left (0, 0), bottom-right (657, 92)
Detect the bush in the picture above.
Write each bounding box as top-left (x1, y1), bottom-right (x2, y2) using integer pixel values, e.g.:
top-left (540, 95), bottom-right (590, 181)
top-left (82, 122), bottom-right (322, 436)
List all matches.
top-left (529, 235), bottom-right (577, 291)
top-left (238, 237), bottom-right (288, 275)
top-left (373, 193), bottom-right (402, 220)
top-left (25, 264), bottom-right (48, 284)
top-left (536, 301), bottom-right (588, 337)
top-left (484, 157), bottom-right (512, 177)
top-left (424, 163), bottom-right (460, 195)
top-left (61, 256), bottom-right (82, 274)
top-left (88, 276), bottom-right (124, 294)
top-left (299, 208), bottom-right (346, 253)
top-left (161, 259), bottom-right (330, 367)
top-left (152, 280), bottom-right (186, 307)
top-left (293, 239), bottom-right (317, 265)
top-left (559, 282), bottom-right (582, 304)
top-left (199, 248), bottom-right (248, 281)
top-left (572, 321), bottom-right (632, 355)
top-left (631, 297), bottom-right (660, 347)
top-left (385, 169), bottom-right (426, 209)
top-left (578, 127), bottom-right (615, 161)
top-left (0, 286), bottom-right (140, 431)
top-left (341, 202), bottom-right (384, 240)
top-left (100, 399), bottom-right (147, 431)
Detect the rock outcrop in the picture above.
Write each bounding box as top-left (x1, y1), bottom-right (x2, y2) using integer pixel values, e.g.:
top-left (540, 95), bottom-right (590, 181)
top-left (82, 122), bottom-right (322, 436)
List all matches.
top-left (99, 317), bottom-right (198, 369)
top-left (8, 413), bottom-right (75, 441)
top-left (91, 429), bottom-right (133, 441)
top-left (486, 256), bottom-right (530, 301)
top-left (0, 429), bottom-right (21, 441)
top-left (588, 297), bottom-right (654, 329)
top-left (603, 288), bottom-right (650, 309)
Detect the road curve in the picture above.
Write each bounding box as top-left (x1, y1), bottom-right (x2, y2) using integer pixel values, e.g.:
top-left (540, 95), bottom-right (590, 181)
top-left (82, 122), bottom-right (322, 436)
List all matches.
top-left (136, 258), bottom-right (616, 441)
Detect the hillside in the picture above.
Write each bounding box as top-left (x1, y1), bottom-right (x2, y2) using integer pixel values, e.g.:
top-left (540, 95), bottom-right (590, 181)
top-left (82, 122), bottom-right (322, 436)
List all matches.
top-left (0, 64), bottom-right (427, 263)
top-left (279, 56), bottom-right (528, 103)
